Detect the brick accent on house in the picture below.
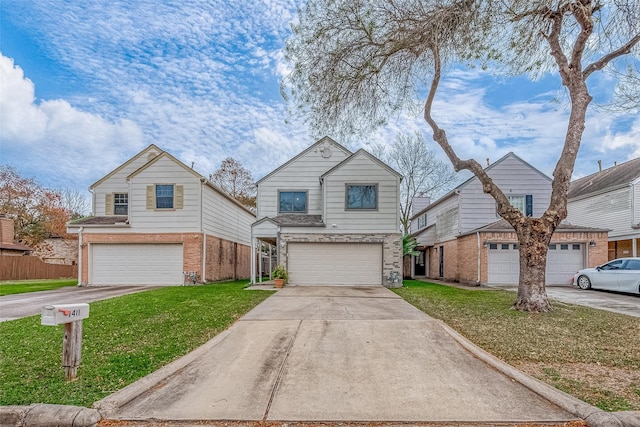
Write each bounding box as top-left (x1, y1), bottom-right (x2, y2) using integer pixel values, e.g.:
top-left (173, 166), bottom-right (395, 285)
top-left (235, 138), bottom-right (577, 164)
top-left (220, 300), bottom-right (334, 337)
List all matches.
top-left (80, 232), bottom-right (251, 285)
top-left (205, 235), bottom-right (251, 281)
top-left (279, 232), bottom-right (403, 288)
top-left (441, 230), bottom-right (609, 285)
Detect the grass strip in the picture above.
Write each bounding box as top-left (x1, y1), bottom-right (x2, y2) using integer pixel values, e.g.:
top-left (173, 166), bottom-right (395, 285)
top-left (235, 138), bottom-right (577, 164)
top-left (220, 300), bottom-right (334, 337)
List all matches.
top-left (394, 280), bottom-right (640, 412)
top-left (0, 279), bottom-right (77, 296)
top-left (0, 280), bottom-right (273, 407)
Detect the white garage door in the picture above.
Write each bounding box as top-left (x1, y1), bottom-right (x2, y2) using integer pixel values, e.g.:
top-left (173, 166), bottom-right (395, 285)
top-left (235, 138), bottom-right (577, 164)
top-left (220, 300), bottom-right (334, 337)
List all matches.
top-left (488, 243), bottom-right (519, 284)
top-left (287, 242), bottom-right (382, 286)
top-left (546, 243), bottom-right (584, 284)
top-left (488, 242), bottom-right (584, 285)
top-left (91, 244), bottom-right (184, 286)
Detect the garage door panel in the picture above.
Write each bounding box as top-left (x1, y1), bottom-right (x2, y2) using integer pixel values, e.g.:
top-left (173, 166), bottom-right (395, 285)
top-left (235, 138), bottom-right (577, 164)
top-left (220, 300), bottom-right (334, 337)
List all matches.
top-left (488, 242), bottom-right (584, 285)
top-left (288, 243), bottom-right (382, 286)
top-left (92, 244), bottom-right (183, 286)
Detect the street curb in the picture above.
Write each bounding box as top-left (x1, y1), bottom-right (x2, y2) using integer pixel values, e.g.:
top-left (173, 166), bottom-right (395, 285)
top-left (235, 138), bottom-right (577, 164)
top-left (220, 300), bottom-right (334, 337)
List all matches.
top-left (93, 326), bottom-right (234, 417)
top-left (0, 404), bottom-right (101, 427)
top-left (439, 321), bottom-right (640, 427)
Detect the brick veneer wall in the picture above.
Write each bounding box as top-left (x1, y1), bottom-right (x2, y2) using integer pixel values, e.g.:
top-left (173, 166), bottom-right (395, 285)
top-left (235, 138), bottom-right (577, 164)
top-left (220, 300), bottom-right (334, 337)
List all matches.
top-left (205, 235), bottom-right (251, 281)
top-left (80, 232), bottom-right (251, 285)
top-left (80, 233), bottom-right (202, 285)
top-left (454, 230), bottom-right (609, 285)
top-left (279, 232), bottom-right (403, 288)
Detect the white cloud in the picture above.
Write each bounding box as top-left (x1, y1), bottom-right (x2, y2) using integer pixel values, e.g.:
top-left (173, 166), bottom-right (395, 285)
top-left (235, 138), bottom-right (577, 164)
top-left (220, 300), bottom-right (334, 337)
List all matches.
top-left (0, 54), bottom-right (145, 187)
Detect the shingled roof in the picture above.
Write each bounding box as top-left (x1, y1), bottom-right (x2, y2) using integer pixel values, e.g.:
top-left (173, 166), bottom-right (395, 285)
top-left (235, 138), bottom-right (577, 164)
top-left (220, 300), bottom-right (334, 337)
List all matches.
top-left (271, 214), bottom-right (325, 227)
top-left (69, 216), bottom-right (129, 226)
top-left (568, 157), bottom-right (640, 199)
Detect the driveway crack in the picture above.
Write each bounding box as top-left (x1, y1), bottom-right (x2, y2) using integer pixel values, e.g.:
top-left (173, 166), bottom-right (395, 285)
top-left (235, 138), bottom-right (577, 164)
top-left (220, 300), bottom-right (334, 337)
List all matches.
top-left (262, 319), bottom-right (302, 421)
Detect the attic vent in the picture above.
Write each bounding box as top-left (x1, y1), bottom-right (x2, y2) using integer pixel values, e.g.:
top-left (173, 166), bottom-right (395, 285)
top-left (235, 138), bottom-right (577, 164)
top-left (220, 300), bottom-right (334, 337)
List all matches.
top-left (147, 152), bottom-right (158, 162)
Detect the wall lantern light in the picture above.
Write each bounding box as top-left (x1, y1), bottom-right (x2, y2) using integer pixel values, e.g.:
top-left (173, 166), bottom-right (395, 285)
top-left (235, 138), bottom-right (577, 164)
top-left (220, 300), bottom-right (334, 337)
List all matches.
top-left (589, 240), bottom-right (596, 247)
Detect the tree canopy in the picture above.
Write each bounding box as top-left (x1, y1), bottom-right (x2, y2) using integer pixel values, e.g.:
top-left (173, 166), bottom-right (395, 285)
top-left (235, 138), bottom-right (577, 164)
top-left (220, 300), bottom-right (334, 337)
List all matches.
top-left (373, 132), bottom-right (458, 234)
top-left (284, 0), bottom-right (640, 312)
top-left (0, 166), bottom-right (73, 246)
top-left (211, 157), bottom-right (257, 209)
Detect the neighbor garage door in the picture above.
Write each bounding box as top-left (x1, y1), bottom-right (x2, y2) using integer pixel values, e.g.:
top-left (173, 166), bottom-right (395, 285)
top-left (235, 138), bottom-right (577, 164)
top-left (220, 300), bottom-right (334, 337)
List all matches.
top-left (488, 243), bottom-right (519, 284)
top-left (91, 243), bottom-right (184, 285)
top-left (487, 242), bottom-right (584, 285)
top-left (546, 243), bottom-right (584, 284)
top-left (287, 242), bottom-right (382, 286)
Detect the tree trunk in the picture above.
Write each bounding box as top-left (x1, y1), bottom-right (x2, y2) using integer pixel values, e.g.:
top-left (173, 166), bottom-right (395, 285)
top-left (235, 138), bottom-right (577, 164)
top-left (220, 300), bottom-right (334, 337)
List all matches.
top-left (512, 221), bottom-right (554, 312)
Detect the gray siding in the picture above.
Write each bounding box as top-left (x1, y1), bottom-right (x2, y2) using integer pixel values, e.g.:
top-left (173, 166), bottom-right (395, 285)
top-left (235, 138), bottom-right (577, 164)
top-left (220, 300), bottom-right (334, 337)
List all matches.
top-left (256, 147), bottom-right (349, 219)
top-left (322, 153), bottom-right (400, 233)
top-left (458, 155), bottom-right (551, 233)
top-left (202, 186), bottom-right (253, 246)
top-left (423, 195), bottom-right (459, 242)
top-left (567, 187), bottom-right (631, 238)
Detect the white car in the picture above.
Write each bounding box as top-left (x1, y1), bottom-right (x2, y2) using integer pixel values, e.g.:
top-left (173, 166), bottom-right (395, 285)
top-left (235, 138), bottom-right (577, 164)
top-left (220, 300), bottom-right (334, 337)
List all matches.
top-left (573, 257), bottom-right (640, 294)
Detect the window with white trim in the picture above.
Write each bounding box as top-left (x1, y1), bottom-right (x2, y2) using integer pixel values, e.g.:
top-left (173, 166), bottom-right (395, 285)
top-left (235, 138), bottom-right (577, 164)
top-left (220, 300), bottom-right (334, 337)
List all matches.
top-left (114, 193), bottom-right (128, 215)
top-left (417, 213), bottom-right (427, 229)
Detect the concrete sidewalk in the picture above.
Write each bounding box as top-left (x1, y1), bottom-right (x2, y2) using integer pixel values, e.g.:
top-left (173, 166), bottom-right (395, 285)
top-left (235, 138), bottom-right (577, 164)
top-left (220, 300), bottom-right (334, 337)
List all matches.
top-left (96, 286), bottom-right (592, 424)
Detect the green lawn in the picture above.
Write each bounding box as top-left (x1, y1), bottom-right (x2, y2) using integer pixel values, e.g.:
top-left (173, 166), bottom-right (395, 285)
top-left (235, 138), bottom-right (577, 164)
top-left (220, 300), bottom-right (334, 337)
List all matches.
top-left (0, 281), bottom-right (273, 407)
top-left (0, 279), bottom-right (77, 296)
top-left (394, 280), bottom-right (640, 412)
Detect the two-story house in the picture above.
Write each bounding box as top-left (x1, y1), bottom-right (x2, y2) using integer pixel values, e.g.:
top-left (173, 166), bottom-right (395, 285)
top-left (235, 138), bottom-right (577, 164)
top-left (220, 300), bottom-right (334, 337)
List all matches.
top-left (409, 152), bottom-right (608, 285)
top-left (566, 157), bottom-right (640, 260)
top-left (67, 144), bottom-right (255, 286)
top-left (251, 137), bottom-right (403, 287)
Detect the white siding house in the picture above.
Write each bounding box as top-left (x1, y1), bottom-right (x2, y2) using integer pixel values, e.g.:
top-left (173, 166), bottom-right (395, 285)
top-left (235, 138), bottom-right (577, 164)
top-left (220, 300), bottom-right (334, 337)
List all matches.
top-left (251, 137), bottom-right (403, 287)
top-left (409, 152), bottom-right (608, 285)
top-left (68, 145), bottom-right (255, 286)
top-left (566, 157), bottom-right (640, 259)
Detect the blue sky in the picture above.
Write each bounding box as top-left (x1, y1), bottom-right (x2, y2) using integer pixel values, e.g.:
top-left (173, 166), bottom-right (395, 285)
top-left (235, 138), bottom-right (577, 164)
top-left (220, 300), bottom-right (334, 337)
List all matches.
top-left (1, 1), bottom-right (639, 210)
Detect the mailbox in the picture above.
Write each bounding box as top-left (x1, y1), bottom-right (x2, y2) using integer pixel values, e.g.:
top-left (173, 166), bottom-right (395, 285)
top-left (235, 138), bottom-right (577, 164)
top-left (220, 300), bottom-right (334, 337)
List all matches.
top-left (41, 303), bottom-right (90, 326)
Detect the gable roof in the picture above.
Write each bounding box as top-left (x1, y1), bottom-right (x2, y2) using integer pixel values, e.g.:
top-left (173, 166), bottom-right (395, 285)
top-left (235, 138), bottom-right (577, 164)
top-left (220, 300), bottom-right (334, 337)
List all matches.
top-left (90, 144), bottom-right (162, 189)
top-left (459, 218), bottom-right (609, 237)
top-left (320, 148), bottom-right (402, 180)
top-left (127, 151), bottom-right (255, 216)
top-left (568, 157), bottom-right (640, 200)
top-left (127, 150), bottom-right (202, 181)
top-left (410, 152), bottom-right (550, 220)
top-left (256, 136), bottom-right (352, 185)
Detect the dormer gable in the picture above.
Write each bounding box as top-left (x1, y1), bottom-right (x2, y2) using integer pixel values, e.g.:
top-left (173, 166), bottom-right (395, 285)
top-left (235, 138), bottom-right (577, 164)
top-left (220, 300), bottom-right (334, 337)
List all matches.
top-left (321, 148), bottom-right (402, 180)
top-left (90, 144), bottom-right (162, 189)
top-left (256, 136), bottom-right (352, 185)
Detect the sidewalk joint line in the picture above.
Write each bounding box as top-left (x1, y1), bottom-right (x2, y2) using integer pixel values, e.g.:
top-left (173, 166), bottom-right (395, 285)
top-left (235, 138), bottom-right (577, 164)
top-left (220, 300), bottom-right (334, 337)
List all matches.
top-left (262, 319), bottom-right (302, 422)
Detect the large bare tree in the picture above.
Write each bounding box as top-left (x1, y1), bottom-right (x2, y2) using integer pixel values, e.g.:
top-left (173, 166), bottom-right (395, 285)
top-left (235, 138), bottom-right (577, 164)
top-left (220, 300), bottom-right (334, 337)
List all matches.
top-left (284, 0), bottom-right (640, 312)
top-left (375, 132), bottom-right (458, 234)
top-left (211, 157), bottom-right (257, 210)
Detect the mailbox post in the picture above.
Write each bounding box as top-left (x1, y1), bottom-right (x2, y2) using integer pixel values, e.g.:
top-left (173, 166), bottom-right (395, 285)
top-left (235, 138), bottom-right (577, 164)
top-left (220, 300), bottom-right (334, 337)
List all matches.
top-left (42, 303), bottom-right (90, 381)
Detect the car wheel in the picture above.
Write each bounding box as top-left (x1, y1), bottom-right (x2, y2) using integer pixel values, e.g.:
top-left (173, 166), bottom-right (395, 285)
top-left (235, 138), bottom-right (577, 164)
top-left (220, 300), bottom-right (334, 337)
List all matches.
top-left (577, 275), bottom-right (592, 290)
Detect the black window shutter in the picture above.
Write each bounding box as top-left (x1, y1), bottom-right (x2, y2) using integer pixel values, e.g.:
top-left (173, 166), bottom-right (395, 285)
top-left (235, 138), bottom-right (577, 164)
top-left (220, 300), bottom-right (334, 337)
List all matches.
top-left (526, 195), bottom-right (533, 217)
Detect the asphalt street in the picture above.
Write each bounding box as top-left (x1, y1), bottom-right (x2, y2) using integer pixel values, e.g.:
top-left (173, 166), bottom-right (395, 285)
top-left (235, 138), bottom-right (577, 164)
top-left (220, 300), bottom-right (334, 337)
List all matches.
top-left (0, 285), bottom-right (159, 322)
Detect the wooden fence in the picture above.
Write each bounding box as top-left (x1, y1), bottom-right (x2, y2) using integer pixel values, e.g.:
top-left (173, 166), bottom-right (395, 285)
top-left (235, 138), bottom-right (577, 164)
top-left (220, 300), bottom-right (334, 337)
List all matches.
top-left (0, 256), bottom-right (77, 281)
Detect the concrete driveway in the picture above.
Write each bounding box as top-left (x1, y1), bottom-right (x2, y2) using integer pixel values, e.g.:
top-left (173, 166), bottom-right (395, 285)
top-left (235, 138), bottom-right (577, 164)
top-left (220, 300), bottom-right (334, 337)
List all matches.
top-left (0, 285), bottom-right (159, 322)
top-left (96, 286), bottom-right (579, 424)
top-left (491, 284), bottom-right (640, 317)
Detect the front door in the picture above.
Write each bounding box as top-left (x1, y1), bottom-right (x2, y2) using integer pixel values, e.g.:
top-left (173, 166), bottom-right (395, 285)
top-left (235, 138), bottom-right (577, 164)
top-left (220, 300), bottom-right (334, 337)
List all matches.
top-left (439, 246), bottom-right (444, 278)
top-left (414, 250), bottom-right (426, 276)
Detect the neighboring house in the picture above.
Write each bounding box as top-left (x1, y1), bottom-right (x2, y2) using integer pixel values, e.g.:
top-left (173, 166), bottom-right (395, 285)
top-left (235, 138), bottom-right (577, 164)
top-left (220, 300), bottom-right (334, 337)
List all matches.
top-left (0, 215), bottom-right (33, 256)
top-left (408, 152), bottom-right (608, 285)
top-left (67, 144), bottom-right (255, 286)
top-left (33, 235), bottom-right (78, 265)
top-left (251, 137), bottom-right (403, 287)
top-left (566, 157), bottom-right (640, 260)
